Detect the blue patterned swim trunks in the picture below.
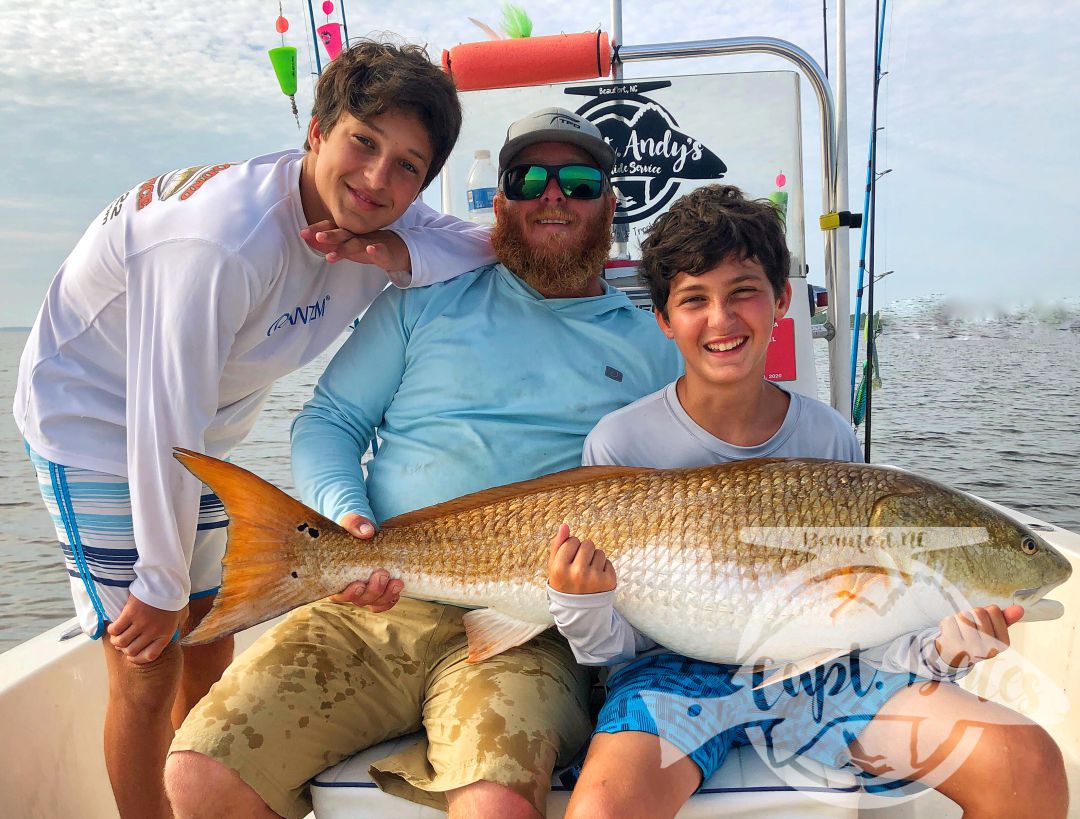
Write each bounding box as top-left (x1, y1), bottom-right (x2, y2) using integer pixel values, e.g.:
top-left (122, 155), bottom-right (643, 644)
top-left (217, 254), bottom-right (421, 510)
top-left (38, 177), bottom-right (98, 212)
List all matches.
top-left (595, 651), bottom-right (919, 786)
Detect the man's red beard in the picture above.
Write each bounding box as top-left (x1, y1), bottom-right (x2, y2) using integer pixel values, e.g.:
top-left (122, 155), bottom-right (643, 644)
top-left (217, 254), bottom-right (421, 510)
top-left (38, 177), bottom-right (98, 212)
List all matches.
top-left (491, 195), bottom-right (614, 297)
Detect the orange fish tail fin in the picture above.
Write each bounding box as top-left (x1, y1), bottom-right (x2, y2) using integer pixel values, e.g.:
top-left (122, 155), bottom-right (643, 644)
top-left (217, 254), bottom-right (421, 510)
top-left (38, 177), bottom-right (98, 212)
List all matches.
top-left (173, 448), bottom-right (345, 645)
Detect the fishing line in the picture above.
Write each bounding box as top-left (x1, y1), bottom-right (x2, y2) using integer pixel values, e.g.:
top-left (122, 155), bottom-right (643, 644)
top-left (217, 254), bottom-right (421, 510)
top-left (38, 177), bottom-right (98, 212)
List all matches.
top-left (278, 0), bottom-right (301, 128)
top-left (339, 0), bottom-right (351, 47)
top-left (296, 0), bottom-right (318, 94)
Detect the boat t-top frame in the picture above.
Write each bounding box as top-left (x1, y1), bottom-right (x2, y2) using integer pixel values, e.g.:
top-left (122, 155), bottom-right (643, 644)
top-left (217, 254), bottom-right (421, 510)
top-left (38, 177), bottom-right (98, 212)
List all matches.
top-left (440, 0), bottom-right (855, 418)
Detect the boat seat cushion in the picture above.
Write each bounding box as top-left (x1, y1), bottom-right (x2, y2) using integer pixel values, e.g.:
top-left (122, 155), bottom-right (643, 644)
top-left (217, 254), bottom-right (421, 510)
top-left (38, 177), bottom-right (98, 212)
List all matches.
top-left (311, 733), bottom-right (868, 818)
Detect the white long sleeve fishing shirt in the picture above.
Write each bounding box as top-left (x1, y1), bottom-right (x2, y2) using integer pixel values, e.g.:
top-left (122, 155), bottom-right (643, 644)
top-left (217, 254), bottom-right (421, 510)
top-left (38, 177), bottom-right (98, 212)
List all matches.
top-left (14, 149), bottom-right (495, 612)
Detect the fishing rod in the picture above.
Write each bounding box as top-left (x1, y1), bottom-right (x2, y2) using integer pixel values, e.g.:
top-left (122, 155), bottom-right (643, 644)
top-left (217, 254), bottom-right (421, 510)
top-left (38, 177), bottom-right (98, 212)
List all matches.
top-left (851, 0), bottom-right (888, 451)
top-left (862, 0), bottom-right (888, 462)
top-left (850, 0), bottom-right (886, 410)
top-left (305, 0), bottom-right (323, 74)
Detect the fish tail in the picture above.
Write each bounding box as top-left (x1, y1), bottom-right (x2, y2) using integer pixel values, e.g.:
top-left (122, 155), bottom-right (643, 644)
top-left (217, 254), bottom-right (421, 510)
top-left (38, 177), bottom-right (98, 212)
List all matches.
top-left (173, 448), bottom-right (344, 645)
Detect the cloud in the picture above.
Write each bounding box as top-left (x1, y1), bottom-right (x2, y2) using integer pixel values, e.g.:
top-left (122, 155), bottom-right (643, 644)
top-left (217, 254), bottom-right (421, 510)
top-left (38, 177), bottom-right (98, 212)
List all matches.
top-left (1, 0), bottom-right (1078, 320)
top-left (0, 229), bottom-right (81, 241)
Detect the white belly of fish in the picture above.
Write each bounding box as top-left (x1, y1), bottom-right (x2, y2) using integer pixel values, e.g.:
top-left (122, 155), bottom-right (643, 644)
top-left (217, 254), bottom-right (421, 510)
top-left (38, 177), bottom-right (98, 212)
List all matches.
top-left (607, 543), bottom-right (942, 665)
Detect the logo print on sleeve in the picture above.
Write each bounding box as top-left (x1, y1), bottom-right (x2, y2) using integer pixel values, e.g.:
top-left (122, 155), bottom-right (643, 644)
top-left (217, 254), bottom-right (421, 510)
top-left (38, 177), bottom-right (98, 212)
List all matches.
top-left (100, 192), bottom-right (129, 225)
top-left (267, 294), bottom-right (332, 336)
top-left (136, 176), bottom-right (160, 211)
top-left (180, 164), bottom-right (237, 201)
top-left (137, 163), bottom-right (239, 209)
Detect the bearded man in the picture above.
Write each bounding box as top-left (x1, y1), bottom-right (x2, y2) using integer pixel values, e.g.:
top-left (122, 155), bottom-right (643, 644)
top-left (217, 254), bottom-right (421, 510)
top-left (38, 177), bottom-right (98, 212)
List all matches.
top-left (166, 107), bottom-right (682, 819)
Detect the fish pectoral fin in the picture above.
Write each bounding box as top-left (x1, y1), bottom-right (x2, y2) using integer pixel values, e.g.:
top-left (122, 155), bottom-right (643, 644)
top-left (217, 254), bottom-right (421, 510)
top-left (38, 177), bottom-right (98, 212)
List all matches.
top-left (794, 564), bottom-right (908, 622)
top-left (828, 567), bottom-right (906, 620)
top-left (462, 609), bottom-right (551, 664)
top-left (752, 649), bottom-right (849, 690)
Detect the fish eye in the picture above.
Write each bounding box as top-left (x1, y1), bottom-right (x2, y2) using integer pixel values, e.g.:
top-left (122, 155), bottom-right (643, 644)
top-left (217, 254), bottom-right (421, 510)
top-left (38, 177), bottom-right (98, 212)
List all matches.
top-left (1020, 536), bottom-right (1039, 555)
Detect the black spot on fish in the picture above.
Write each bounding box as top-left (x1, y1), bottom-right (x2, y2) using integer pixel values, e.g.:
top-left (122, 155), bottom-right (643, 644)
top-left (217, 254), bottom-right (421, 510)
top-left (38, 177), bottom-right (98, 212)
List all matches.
top-left (308, 528), bottom-right (320, 539)
top-left (291, 571), bottom-right (299, 579)
top-left (297, 523), bottom-right (308, 532)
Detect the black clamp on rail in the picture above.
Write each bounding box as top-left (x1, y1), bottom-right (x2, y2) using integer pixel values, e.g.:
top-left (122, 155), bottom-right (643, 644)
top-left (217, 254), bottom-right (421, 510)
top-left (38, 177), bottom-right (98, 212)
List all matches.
top-left (819, 211), bottom-right (863, 231)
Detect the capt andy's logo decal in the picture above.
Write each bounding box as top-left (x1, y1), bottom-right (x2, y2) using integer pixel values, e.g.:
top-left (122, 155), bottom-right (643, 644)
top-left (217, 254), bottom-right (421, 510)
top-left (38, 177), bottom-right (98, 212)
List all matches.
top-left (567, 81), bottom-right (727, 224)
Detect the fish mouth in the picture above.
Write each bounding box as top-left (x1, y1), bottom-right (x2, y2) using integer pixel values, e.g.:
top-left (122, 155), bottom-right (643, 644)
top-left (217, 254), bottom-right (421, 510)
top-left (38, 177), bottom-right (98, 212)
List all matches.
top-left (1018, 598), bottom-right (1065, 622)
top-left (1013, 584), bottom-right (1067, 622)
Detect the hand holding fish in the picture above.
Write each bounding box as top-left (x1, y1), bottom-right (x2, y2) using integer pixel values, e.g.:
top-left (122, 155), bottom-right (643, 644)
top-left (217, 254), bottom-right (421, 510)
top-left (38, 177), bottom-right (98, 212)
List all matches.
top-left (300, 221), bottom-right (409, 271)
top-left (329, 513), bottom-right (404, 612)
top-left (106, 594), bottom-right (182, 664)
top-left (330, 570), bottom-right (404, 613)
top-left (338, 512), bottom-right (377, 540)
top-left (548, 524), bottom-right (617, 595)
top-left (934, 604), bottom-right (1025, 669)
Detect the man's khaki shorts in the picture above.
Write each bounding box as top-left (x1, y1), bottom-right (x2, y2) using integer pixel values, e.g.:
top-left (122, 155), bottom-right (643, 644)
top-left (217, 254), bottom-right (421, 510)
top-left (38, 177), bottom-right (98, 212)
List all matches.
top-left (171, 598), bottom-right (591, 818)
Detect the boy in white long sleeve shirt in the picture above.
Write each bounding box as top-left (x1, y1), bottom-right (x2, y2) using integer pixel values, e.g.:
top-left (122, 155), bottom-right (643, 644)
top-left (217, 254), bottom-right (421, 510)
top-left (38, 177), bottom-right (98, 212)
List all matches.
top-left (548, 185), bottom-right (1066, 819)
top-left (15, 41), bottom-right (494, 819)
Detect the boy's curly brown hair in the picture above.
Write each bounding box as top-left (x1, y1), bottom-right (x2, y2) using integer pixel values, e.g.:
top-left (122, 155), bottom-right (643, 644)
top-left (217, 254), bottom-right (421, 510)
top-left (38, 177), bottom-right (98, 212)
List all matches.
top-left (640, 185), bottom-right (790, 316)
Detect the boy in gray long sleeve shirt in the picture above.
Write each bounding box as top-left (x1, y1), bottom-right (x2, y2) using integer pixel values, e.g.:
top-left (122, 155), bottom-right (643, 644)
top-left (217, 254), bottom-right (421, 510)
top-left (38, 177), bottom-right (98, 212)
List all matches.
top-left (545, 185), bottom-right (1064, 819)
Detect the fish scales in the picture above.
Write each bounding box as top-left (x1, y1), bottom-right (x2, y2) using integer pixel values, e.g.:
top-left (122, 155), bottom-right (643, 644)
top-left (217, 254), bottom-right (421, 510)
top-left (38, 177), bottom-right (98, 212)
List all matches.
top-left (173, 451), bottom-right (1071, 670)
top-left (303, 464), bottom-right (968, 615)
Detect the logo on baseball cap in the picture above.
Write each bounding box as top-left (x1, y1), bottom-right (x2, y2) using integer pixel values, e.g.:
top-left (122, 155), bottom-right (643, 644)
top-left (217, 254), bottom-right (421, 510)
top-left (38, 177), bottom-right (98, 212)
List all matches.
top-left (498, 106), bottom-right (616, 176)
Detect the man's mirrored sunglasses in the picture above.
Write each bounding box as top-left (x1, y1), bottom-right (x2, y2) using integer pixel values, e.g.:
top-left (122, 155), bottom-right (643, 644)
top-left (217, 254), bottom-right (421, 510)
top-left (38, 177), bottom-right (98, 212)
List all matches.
top-left (500, 164), bottom-right (607, 201)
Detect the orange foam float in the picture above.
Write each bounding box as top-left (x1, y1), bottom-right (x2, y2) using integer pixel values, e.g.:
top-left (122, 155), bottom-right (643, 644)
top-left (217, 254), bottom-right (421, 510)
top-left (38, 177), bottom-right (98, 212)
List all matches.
top-left (442, 31), bottom-right (613, 91)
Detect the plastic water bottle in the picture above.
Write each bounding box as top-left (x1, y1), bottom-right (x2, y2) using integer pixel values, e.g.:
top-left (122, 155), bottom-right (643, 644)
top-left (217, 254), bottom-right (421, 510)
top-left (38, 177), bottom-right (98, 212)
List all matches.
top-left (466, 150), bottom-right (497, 225)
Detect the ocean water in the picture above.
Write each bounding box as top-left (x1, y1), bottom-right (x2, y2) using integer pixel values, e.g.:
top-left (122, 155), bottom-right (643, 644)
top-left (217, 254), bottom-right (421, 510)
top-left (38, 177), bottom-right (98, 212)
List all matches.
top-left (1, 297), bottom-right (1078, 652)
top-left (0, 331), bottom-right (346, 652)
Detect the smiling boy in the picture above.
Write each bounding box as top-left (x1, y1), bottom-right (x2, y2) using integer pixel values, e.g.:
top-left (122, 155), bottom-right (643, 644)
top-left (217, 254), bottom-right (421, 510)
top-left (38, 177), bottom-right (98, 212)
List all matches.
top-left (546, 185), bottom-right (1066, 818)
top-left (14, 41), bottom-right (493, 819)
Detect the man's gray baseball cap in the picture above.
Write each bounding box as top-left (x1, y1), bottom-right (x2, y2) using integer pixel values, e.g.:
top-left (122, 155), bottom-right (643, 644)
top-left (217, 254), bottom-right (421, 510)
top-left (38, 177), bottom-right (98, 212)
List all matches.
top-left (498, 107), bottom-right (616, 176)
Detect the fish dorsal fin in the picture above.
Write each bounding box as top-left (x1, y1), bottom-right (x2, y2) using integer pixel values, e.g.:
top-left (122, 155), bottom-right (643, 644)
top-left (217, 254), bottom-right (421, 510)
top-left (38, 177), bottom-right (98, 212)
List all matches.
top-left (380, 465), bottom-right (653, 530)
top-left (462, 608), bottom-right (552, 663)
top-left (752, 649), bottom-right (850, 690)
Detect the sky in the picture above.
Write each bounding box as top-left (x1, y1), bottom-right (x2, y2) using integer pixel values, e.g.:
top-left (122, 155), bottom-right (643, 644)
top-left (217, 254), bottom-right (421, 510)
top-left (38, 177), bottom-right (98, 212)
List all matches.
top-left (1, 0), bottom-right (1078, 326)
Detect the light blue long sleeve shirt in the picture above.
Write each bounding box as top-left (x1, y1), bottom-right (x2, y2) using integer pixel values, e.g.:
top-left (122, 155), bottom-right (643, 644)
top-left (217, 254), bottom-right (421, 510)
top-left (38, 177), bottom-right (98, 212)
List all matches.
top-left (291, 263), bottom-right (683, 524)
